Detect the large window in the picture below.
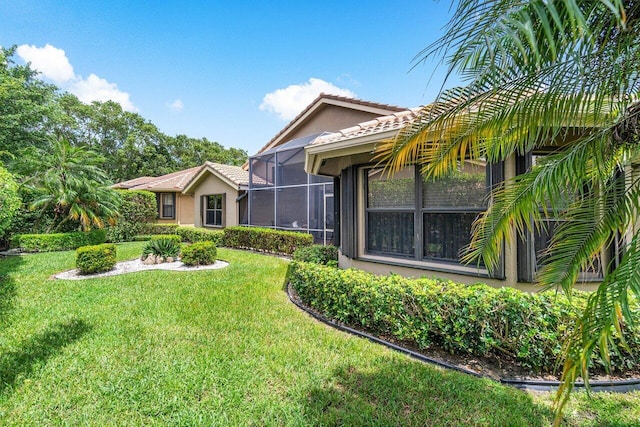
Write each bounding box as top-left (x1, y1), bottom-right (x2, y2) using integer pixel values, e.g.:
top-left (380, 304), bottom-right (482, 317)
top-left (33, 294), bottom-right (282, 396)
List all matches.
top-left (364, 163), bottom-right (490, 266)
top-left (365, 168), bottom-right (415, 256)
top-left (158, 193), bottom-right (176, 219)
top-left (204, 194), bottom-right (224, 227)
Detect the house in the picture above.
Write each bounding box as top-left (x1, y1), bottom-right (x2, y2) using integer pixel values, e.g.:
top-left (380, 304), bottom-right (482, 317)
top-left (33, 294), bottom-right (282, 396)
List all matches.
top-left (304, 108), bottom-right (605, 292)
top-left (182, 161), bottom-right (249, 228)
top-left (244, 94), bottom-right (406, 243)
top-left (113, 166), bottom-right (201, 225)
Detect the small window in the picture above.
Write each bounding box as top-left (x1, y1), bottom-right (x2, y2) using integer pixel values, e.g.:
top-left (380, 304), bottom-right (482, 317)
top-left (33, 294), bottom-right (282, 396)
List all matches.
top-left (159, 193), bottom-right (176, 219)
top-left (204, 194), bottom-right (224, 227)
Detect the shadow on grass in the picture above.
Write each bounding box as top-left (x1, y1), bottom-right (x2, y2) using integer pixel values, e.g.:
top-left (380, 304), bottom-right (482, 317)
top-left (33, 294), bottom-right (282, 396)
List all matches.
top-left (301, 357), bottom-right (552, 426)
top-left (0, 318), bottom-right (91, 393)
top-left (0, 255), bottom-right (24, 327)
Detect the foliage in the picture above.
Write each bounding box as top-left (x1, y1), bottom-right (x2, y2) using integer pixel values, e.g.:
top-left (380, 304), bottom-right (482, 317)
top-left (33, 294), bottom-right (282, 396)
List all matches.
top-left (106, 190), bottom-right (157, 242)
top-left (292, 244), bottom-right (338, 266)
top-left (289, 262), bottom-right (640, 375)
top-left (176, 226), bottom-right (224, 245)
top-left (142, 237), bottom-right (181, 259)
top-left (223, 226), bottom-right (313, 255)
top-left (181, 241), bottom-right (217, 266)
top-left (140, 223), bottom-right (179, 235)
top-left (22, 138), bottom-right (120, 232)
top-left (11, 229), bottom-right (106, 252)
top-left (0, 165), bottom-right (20, 239)
top-left (375, 0), bottom-right (640, 418)
top-left (76, 243), bottom-right (116, 274)
top-left (0, 46), bottom-right (58, 156)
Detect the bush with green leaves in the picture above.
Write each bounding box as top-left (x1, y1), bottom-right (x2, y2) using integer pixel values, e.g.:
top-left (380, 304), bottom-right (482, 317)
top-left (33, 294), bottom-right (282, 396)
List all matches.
top-left (76, 243), bottom-right (116, 275)
top-left (140, 223), bottom-right (179, 235)
top-left (288, 262), bottom-right (640, 375)
top-left (292, 244), bottom-right (338, 266)
top-left (11, 229), bottom-right (107, 252)
top-left (176, 226), bottom-right (224, 245)
top-left (181, 241), bottom-right (217, 266)
top-left (0, 166), bottom-right (21, 240)
top-left (142, 236), bottom-right (181, 260)
top-left (106, 190), bottom-right (157, 243)
top-left (223, 226), bottom-right (313, 255)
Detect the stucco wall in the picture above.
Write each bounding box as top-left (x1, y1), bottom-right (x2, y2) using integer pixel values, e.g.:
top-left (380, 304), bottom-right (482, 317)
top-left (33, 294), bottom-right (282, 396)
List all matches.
top-left (285, 107), bottom-right (387, 142)
top-left (191, 174), bottom-right (240, 228)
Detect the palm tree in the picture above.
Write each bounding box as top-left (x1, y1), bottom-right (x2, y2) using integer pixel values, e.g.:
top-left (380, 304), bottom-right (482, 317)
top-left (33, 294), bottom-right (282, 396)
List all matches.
top-left (26, 138), bottom-right (120, 232)
top-left (376, 0), bottom-right (640, 421)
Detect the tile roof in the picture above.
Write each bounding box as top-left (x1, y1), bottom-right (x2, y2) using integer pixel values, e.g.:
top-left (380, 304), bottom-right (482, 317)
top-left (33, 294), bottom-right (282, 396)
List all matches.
top-left (111, 176), bottom-right (155, 189)
top-left (203, 161), bottom-right (249, 186)
top-left (310, 108), bottom-right (422, 146)
top-left (252, 94), bottom-right (407, 158)
top-left (122, 166), bottom-right (202, 192)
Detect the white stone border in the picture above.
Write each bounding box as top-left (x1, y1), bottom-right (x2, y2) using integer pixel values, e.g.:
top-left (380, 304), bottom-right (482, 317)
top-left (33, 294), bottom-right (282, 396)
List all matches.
top-left (54, 259), bottom-right (229, 280)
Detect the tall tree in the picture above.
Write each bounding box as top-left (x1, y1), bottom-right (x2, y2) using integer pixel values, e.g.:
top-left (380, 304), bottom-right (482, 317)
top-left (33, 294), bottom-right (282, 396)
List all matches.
top-left (376, 0), bottom-right (640, 422)
top-left (0, 46), bottom-right (59, 157)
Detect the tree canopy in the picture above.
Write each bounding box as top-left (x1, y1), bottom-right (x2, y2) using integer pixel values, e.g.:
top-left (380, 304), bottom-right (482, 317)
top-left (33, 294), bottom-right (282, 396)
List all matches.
top-left (375, 0), bottom-right (640, 422)
top-left (0, 47), bottom-right (248, 183)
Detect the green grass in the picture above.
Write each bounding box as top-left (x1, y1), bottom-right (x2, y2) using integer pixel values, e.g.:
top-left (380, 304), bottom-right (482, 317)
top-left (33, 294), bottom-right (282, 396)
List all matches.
top-left (0, 242), bottom-right (638, 425)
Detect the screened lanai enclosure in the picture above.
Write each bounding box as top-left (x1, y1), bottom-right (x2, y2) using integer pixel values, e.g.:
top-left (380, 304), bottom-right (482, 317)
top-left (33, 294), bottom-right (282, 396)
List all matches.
top-left (247, 134), bottom-right (335, 244)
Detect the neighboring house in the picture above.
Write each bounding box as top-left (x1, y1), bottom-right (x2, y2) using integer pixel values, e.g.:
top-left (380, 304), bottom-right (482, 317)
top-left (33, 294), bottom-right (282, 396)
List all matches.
top-left (245, 94), bottom-right (406, 243)
top-left (182, 161), bottom-right (249, 228)
top-left (304, 108), bottom-right (607, 291)
top-left (113, 166), bottom-right (201, 225)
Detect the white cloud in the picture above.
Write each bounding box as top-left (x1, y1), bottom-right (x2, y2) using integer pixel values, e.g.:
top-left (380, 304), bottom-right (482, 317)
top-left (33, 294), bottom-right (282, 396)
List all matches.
top-left (71, 74), bottom-right (137, 112)
top-left (167, 99), bottom-right (184, 112)
top-left (16, 43), bottom-right (137, 112)
top-left (16, 44), bottom-right (75, 84)
top-left (260, 78), bottom-right (356, 120)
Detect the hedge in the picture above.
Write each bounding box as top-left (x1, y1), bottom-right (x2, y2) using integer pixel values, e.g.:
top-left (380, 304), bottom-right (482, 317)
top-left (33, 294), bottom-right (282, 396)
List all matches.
top-left (288, 262), bottom-right (640, 375)
top-left (181, 241), bottom-right (217, 266)
top-left (11, 229), bottom-right (107, 252)
top-left (106, 190), bottom-right (157, 243)
top-left (149, 234), bottom-right (181, 245)
top-left (140, 224), bottom-right (179, 235)
top-left (292, 244), bottom-right (338, 266)
top-left (223, 226), bottom-right (313, 255)
top-left (176, 226), bottom-right (224, 245)
top-left (76, 243), bottom-right (116, 274)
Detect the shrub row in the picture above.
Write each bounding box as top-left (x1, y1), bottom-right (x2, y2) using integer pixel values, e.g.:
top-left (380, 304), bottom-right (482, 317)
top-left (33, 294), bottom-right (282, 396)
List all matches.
top-left (140, 224), bottom-right (179, 235)
top-left (292, 244), bottom-right (338, 266)
top-left (11, 229), bottom-right (107, 252)
top-left (224, 226), bottom-right (313, 255)
top-left (176, 226), bottom-right (224, 245)
top-left (76, 243), bottom-right (116, 274)
top-left (288, 262), bottom-right (640, 375)
top-left (181, 241), bottom-right (217, 266)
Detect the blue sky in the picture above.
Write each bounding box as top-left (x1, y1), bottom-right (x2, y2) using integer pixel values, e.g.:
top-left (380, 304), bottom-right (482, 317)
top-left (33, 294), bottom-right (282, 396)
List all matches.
top-left (1, 1), bottom-right (459, 155)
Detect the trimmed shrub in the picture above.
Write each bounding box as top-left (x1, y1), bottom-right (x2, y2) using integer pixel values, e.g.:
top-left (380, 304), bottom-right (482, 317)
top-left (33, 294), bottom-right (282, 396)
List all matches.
top-left (11, 229), bottom-right (107, 252)
top-left (76, 243), bottom-right (116, 274)
top-left (181, 241), bottom-right (217, 266)
top-left (106, 190), bottom-right (157, 243)
top-left (223, 226), bottom-right (313, 255)
top-left (141, 224), bottom-right (179, 235)
top-left (133, 235), bottom-right (152, 241)
top-left (142, 236), bottom-right (181, 259)
top-left (288, 262), bottom-right (640, 375)
top-left (176, 226), bottom-right (224, 245)
top-left (292, 244), bottom-right (338, 266)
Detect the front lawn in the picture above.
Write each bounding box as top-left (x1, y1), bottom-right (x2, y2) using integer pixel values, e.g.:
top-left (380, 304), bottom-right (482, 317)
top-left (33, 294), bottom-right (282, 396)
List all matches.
top-left (0, 242), bottom-right (637, 425)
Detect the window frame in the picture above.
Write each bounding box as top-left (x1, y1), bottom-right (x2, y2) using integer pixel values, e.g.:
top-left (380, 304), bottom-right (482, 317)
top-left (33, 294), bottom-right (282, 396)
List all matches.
top-left (359, 163), bottom-right (499, 277)
top-left (203, 194), bottom-right (225, 228)
top-left (158, 192), bottom-right (176, 220)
